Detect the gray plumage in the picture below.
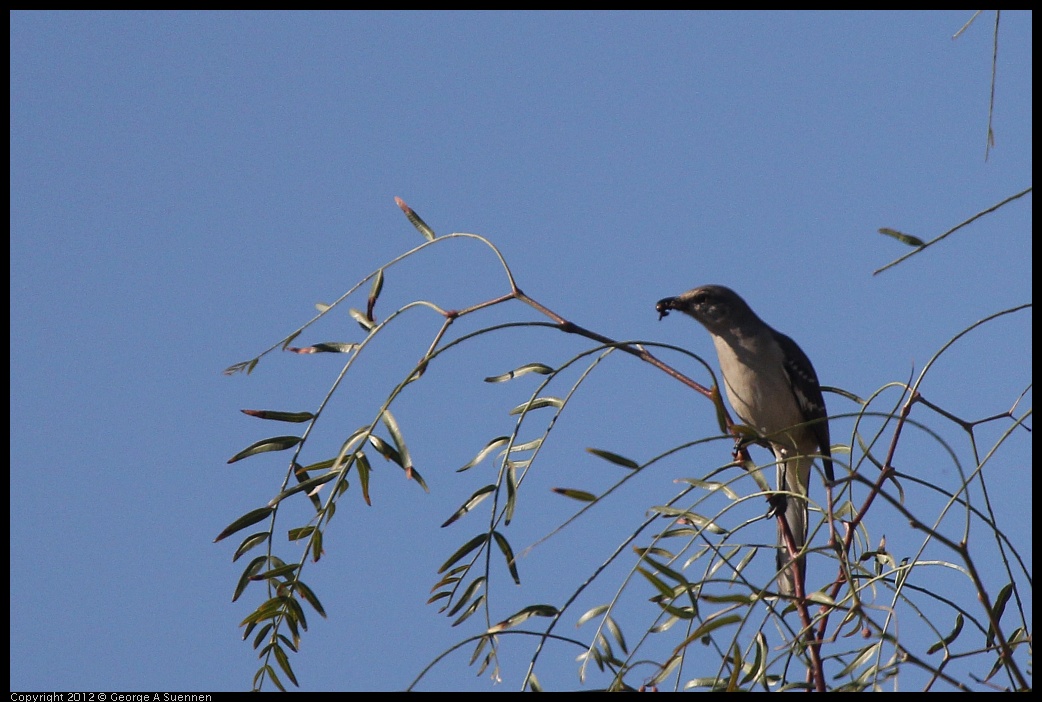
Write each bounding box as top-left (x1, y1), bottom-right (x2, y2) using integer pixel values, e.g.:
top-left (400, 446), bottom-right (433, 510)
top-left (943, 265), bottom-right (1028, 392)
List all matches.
top-left (656, 285), bottom-right (832, 597)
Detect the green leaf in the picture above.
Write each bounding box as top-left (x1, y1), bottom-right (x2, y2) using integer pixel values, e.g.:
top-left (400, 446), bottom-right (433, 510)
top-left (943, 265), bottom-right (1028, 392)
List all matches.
top-left (878, 227), bottom-right (925, 247)
top-left (311, 528), bottom-right (323, 562)
top-left (223, 358), bottom-right (259, 376)
top-left (381, 409), bottom-right (415, 479)
top-left (441, 484), bottom-right (496, 527)
top-left (250, 563), bottom-right (301, 582)
top-left (551, 487), bottom-right (596, 502)
top-left (604, 614), bottom-right (628, 654)
top-left (928, 613), bottom-right (964, 654)
top-left (986, 583), bottom-right (1014, 647)
top-left (276, 633), bottom-right (298, 654)
top-left (438, 533), bottom-right (489, 574)
top-left (492, 530), bottom-right (520, 584)
top-left (356, 451), bottom-right (372, 506)
top-left (295, 579), bottom-right (327, 618)
top-left (240, 409), bottom-right (315, 423)
top-left (367, 268), bottom-right (384, 321)
top-left (284, 594), bottom-right (308, 632)
top-left (487, 604), bottom-right (559, 633)
top-left (250, 622), bottom-right (273, 650)
top-left (233, 556), bottom-right (267, 602)
top-left (674, 478), bottom-right (739, 500)
top-left (650, 506), bottom-right (728, 534)
top-left (576, 604), bottom-right (610, 628)
top-left (637, 567), bottom-right (675, 600)
top-left (638, 553), bottom-right (689, 585)
top-left (307, 342), bottom-right (359, 354)
top-left (270, 471), bottom-right (340, 505)
top-left (671, 613), bottom-right (741, 652)
top-left (458, 436), bottom-right (510, 472)
top-left (349, 308), bottom-right (375, 332)
top-left (368, 434), bottom-right (402, 465)
top-left (451, 594), bottom-right (485, 627)
top-left (586, 447), bottom-right (640, 470)
top-left (504, 465), bottom-right (518, 524)
top-left (233, 531), bottom-right (271, 561)
top-left (280, 330), bottom-right (302, 350)
top-left (407, 464), bottom-right (430, 493)
top-left (287, 526), bottom-right (314, 541)
top-left (395, 196), bottom-right (436, 240)
top-left (483, 363), bottom-right (555, 382)
top-left (447, 576), bottom-right (486, 617)
top-left (508, 396), bottom-right (564, 415)
top-left (239, 595), bottom-right (284, 626)
top-left (227, 436), bottom-right (302, 464)
top-left (262, 663), bottom-right (286, 692)
top-left (272, 645), bottom-right (299, 687)
top-left (215, 507), bottom-right (274, 543)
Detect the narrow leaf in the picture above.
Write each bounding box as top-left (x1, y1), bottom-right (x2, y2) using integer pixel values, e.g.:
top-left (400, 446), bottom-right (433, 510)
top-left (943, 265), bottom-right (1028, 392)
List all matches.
top-left (447, 576), bottom-right (486, 617)
top-left (263, 663), bottom-right (286, 692)
top-left (407, 464), bottom-right (430, 493)
top-left (508, 396), bottom-right (564, 415)
top-left (240, 409), bottom-right (315, 423)
top-left (551, 487), bottom-right (596, 502)
top-left (270, 472), bottom-right (340, 505)
top-left (227, 436), bottom-right (302, 464)
top-left (458, 436), bottom-right (510, 472)
top-left (928, 613), bottom-right (964, 654)
top-left (381, 409), bottom-right (415, 479)
top-left (986, 583), bottom-right (1014, 647)
top-left (251, 563), bottom-right (300, 582)
top-left (295, 579), bottom-right (327, 618)
top-left (280, 330), bottom-right (302, 350)
top-left (311, 528), bottom-right (324, 562)
top-left (223, 358), bottom-right (259, 376)
top-left (878, 227), bottom-right (925, 247)
top-left (272, 645), bottom-right (299, 687)
top-left (671, 614), bottom-right (741, 653)
top-left (650, 506), bottom-right (727, 534)
top-left (287, 526), bottom-right (314, 541)
top-left (233, 556), bottom-right (267, 602)
top-left (286, 342), bottom-right (359, 354)
top-left (368, 435), bottom-right (402, 466)
top-left (492, 530), bottom-right (521, 584)
top-left (438, 533), bottom-right (489, 574)
top-left (250, 622), bottom-right (273, 650)
top-left (451, 594), bottom-right (485, 627)
top-left (356, 451), bottom-right (372, 505)
top-left (233, 531), bottom-right (271, 561)
top-left (367, 268), bottom-right (384, 321)
top-left (504, 464), bottom-right (518, 524)
top-left (215, 507), bottom-right (274, 543)
top-left (487, 604), bottom-right (559, 633)
top-left (395, 196), bottom-right (436, 240)
top-left (442, 484), bottom-right (496, 527)
top-left (349, 308), bottom-right (375, 332)
top-left (484, 363), bottom-right (555, 382)
top-left (587, 447), bottom-right (640, 470)
top-left (576, 604), bottom-right (610, 628)
top-left (284, 594), bottom-right (308, 632)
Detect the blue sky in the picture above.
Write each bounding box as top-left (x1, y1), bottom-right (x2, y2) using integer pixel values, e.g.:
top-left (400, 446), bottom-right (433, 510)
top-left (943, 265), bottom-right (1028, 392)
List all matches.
top-left (10, 11), bottom-right (1031, 692)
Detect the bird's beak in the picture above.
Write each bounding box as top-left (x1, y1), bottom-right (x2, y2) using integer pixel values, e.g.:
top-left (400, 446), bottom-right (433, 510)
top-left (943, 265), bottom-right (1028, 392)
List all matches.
top-left (656, 296), bottom-right (680, 320)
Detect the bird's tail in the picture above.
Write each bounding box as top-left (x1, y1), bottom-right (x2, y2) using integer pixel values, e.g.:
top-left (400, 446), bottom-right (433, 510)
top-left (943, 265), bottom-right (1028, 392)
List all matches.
top-left (776, 454), bottom-right (811, 597)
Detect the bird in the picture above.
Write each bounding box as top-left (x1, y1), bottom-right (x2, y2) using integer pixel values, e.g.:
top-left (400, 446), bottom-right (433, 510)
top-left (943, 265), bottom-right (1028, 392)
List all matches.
top-left (656, 285), bottom-right (832, 598)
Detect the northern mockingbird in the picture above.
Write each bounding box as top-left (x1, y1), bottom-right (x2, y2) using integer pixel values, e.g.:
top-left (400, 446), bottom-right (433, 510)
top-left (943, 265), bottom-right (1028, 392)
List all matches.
top-left (656, 285), bottom-right (832, 597)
